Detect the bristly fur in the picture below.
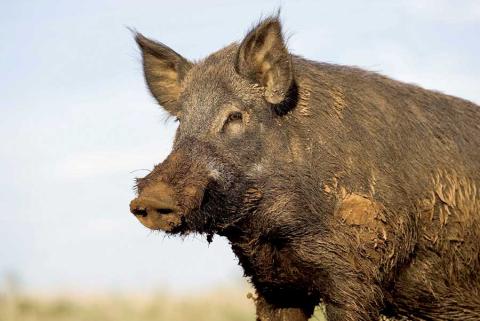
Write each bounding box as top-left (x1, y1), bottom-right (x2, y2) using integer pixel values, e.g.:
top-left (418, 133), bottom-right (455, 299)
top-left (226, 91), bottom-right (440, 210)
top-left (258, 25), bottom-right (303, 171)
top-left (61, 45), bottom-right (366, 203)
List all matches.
top-left (131, 15), bottom-right (480, 321)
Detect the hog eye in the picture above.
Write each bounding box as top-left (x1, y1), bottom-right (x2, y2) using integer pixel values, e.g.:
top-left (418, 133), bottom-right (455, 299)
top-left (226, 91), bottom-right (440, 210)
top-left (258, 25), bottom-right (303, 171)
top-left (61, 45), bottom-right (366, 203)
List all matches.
top-left (226, 112), bottom-right (242, 123)
top-left (222, 111), bottom-right (244, 134)
top-left (174, 117), bottom-right (180, 122)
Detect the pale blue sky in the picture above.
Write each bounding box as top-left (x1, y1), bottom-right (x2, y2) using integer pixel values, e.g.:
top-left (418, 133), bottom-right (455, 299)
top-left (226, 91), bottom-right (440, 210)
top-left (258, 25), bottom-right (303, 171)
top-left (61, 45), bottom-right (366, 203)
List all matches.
top-left (1, 0), bottom-right (479, 293)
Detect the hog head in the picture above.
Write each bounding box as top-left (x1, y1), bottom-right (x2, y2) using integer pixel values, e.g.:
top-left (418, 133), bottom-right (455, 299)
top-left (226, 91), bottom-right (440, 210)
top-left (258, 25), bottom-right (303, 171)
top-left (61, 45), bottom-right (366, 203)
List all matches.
top-left (130, 17), bottom-right (298, 235)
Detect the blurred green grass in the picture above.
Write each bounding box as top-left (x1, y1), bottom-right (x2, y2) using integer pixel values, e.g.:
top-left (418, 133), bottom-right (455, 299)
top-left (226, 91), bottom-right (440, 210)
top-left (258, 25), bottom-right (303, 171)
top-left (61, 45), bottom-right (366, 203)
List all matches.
top-left (0, 286), bottom-right (327, 321)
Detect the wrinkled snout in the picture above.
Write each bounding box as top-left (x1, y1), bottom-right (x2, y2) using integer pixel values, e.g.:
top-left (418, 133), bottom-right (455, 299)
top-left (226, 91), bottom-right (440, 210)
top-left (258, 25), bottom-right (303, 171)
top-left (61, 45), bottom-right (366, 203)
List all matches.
top-left (130, 182), bottom-right (182, 231)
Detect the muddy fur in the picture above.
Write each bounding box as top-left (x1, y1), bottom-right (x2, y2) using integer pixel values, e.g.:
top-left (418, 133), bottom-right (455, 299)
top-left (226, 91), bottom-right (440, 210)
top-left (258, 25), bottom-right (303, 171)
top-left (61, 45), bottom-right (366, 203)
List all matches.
top-left (131, 16), bottom-right (480, 321)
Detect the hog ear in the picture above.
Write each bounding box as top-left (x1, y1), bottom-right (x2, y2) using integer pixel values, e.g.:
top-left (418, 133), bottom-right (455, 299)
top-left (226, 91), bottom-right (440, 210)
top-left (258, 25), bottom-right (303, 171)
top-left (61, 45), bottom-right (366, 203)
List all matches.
top-left (135, 33), bottom-right (193, 116)
top-left (235, 17), bottom-right (293, 105)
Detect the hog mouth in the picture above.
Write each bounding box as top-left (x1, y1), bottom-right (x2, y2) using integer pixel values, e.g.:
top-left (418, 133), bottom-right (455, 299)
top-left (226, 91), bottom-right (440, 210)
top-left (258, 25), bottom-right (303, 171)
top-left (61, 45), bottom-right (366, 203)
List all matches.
top-left (169, 185), bottom-right (218, 234)
top-left (167, 184), bottom-right (244, 235)
top-left (131, 180), bottom-right (258, 235)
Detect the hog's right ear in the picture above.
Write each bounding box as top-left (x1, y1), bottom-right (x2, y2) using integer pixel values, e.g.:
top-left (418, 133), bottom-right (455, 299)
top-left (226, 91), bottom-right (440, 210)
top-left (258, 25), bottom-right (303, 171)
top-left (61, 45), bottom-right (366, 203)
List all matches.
top-left (135, 33), bottom-right (193, 116)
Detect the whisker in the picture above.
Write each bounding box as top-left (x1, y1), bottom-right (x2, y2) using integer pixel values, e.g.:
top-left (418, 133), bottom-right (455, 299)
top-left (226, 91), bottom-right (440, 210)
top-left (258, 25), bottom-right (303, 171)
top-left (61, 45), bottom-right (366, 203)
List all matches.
top-left (129, 169), bottom-right (152, 174)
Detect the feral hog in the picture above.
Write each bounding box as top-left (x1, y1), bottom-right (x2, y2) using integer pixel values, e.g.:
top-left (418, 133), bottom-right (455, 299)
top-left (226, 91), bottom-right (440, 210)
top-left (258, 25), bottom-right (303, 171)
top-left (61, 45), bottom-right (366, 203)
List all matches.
top-left (130, 16), bottom-right (480, 321)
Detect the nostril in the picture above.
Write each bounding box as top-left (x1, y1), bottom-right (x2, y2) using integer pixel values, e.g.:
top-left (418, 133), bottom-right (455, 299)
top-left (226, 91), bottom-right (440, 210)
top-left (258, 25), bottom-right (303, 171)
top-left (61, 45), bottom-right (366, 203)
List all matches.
top-left (132, 207), bottom-right (148, 217)
top-left (156, 208), bottom-right (174, 215)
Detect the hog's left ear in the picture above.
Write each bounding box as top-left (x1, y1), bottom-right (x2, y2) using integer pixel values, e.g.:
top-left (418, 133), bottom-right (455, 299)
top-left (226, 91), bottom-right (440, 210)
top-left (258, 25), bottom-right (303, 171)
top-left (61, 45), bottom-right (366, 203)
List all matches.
top-left (235, 17), bottom-right (293, 104)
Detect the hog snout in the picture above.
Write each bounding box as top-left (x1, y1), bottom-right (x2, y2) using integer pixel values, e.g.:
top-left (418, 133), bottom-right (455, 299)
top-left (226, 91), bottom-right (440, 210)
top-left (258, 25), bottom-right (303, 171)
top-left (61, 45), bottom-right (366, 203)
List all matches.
top-left (129, 182), bottom-right (182, 231)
